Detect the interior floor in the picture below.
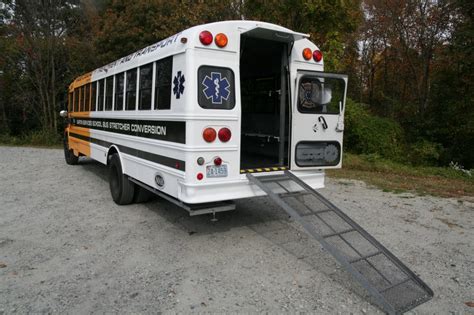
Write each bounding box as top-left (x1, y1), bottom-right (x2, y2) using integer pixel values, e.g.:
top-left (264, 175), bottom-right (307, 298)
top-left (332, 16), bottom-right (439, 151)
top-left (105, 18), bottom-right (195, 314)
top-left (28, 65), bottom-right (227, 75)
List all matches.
top-left (240, 36), bottom-right (289, 170)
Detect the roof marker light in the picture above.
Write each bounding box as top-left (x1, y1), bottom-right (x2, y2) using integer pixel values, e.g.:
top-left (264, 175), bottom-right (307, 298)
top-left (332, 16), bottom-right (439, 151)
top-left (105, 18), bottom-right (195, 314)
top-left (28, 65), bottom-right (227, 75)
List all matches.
top-left (215, 33), bottom-right (228, 48)
top-left (313, 50), bottom-right (323, 62)
top-left (302, 48), bottom-right (312, 60)
top-left (199, 31), bottom-right (213, 46)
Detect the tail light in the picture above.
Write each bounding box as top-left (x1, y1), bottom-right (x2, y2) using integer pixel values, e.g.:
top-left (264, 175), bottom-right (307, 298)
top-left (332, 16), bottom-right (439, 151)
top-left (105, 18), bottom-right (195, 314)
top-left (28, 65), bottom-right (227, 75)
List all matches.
top-left (313, 50), bottom-right (323, 62)
top-left (197, 173), bottom-right (204, 180)
top-left (199, 31), bottom-right (213, 45)
top-left (203, 127), bottom-right (217, 142)
top-left (302, 48), bottom-right (312, 60)
top-left (218, 128), bottom-right (231, 142)
top-left (214, 33), bottom-right (228, 48)
top-left (214, 157), bottom-right (222, 166)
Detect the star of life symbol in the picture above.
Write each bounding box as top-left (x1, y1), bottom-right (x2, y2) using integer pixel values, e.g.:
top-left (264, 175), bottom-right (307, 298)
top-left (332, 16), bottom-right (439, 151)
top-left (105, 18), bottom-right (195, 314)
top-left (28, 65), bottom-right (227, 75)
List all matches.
top-left (202, 72), bottom-right (231, 104)
top-left (173, 71), bottom-right (185, 99)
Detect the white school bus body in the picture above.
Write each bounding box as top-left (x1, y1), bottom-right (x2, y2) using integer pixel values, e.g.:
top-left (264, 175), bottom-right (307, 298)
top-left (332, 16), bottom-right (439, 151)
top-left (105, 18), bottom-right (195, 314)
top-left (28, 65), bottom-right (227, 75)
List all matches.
top-left (65, 20), bottom-right (347, 205)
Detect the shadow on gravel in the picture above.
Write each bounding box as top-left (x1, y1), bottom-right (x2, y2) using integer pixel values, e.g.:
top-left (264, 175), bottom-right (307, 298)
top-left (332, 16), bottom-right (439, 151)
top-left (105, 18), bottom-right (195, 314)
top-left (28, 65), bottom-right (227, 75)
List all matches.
top-left (77, 157), bottom-right (370, 306)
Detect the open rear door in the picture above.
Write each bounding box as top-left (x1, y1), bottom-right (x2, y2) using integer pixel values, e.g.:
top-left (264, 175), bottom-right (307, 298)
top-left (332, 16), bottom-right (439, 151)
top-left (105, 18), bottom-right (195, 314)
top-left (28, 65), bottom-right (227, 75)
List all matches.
top-left (291, 71), bottom-right (348, 170)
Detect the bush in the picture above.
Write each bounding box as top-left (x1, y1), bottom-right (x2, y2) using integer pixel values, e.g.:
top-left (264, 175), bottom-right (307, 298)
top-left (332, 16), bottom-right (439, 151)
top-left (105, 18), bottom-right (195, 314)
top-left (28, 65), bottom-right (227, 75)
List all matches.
top-left (344, 99), bottom-right (405, 160)
top-left (407, 140), bottom-right (443, 166)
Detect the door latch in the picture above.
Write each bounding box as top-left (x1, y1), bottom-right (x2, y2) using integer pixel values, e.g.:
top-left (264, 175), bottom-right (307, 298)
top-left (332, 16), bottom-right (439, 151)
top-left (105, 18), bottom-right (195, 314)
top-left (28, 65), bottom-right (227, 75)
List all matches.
top-left (318, 116), bottom-right (328, 130)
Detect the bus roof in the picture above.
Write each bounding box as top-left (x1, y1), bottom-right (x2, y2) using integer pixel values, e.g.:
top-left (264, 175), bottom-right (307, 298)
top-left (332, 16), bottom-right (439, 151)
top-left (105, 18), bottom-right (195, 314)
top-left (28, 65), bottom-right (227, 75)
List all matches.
top-left (69, 20), bottom-right (311, 91)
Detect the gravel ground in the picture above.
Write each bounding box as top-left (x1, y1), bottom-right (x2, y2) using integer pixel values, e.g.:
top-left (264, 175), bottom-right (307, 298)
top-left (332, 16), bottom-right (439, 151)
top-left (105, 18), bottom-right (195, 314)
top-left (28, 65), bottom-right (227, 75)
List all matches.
top-left (0, 146), bottom-right (473, 314)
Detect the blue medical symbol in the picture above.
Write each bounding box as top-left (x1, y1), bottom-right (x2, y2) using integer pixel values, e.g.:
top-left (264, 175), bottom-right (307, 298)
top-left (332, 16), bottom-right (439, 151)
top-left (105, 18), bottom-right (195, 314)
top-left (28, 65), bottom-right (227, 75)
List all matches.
top-left (202, 72), bottom-right (230, 104)
top-left (173, 71), bottom-right (185, 99)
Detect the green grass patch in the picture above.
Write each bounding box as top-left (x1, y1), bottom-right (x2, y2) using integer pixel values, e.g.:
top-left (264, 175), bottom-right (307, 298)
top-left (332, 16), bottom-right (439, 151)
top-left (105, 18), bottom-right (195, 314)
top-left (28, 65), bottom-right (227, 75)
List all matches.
top-left (327, 153), bottom-right (474, 198)
top-left (0, 130), bottom-right (62, 148)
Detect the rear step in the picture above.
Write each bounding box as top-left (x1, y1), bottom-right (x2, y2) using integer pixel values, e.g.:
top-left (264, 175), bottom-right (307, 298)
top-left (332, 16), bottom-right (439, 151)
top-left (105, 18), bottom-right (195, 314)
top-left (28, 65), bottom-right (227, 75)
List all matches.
top-left (247, 171), bottom-right (433, 314)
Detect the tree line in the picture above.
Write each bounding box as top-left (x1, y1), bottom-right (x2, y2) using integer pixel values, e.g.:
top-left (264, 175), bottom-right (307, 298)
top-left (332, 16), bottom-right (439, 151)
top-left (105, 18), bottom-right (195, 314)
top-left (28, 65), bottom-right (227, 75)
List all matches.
top-left (0, 0), bottom-right (472, 167)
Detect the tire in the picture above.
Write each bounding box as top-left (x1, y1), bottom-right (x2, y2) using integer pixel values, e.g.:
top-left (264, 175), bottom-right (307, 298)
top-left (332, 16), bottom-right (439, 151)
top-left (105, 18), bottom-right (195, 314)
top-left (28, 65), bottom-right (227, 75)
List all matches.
top-left (109, 154), bottom-right (135, 205)
top-left (64, 135), bottom-right (79, 165)
top-left (133, 186), bottom-right (154, 203)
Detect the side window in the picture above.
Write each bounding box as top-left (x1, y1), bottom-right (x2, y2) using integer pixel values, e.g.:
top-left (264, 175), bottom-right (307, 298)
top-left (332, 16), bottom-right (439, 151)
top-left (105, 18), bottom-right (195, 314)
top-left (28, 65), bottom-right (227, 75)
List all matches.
top-left (85, 83), bottom-right (91, 111)
top-left (98, 79), bottom-right (105, 111)
top-left (114, 72), bottom-right (124, 111)
top-left (139, 63), bottom-right (153, 110)
top-left (80, 86), bottom-right (85, 112)
top-left (91, 82), bottom-right (97, 111)
top-left (105, 76), bottom-right (113, 111)
top-left (198, 66), bottom-right (235, 109)
top-left (126, 69), bottom-right (137, 110)
top-left (155, 57), bottom-right (172, 110)
top-left (74, 88), bottom-right (79, 112)
top-left (68, 92), bottom-right (73, 112)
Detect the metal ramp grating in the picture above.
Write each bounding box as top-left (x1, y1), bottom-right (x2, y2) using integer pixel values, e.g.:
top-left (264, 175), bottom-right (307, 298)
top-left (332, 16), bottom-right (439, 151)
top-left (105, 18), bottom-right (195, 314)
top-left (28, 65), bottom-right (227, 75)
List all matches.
top-left (247, 171), bottom-right (433, 314)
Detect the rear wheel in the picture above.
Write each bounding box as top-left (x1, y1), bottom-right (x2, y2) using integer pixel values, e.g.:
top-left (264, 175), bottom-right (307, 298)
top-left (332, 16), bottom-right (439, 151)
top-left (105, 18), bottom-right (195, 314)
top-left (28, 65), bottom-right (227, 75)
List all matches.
top-left (109, 154), bottom-right (135, 205)
top-left (133, 186), bottom-right (154, 203)
top-left (63, 135), bottom-right (79, 165)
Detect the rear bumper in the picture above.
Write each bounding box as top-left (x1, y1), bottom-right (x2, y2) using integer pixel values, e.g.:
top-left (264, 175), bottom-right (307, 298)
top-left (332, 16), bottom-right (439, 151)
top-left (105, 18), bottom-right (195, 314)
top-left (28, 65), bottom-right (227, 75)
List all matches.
top-left (178, 170), bottom-right (325, 204)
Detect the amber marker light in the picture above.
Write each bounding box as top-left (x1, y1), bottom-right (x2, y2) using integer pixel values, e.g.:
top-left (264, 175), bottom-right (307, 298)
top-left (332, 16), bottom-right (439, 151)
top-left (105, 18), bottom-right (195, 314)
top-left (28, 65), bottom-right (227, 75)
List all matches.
top-left (215, 33), bottom-right (228, 48)
top-left (302, 48), bottom-right (312, 60)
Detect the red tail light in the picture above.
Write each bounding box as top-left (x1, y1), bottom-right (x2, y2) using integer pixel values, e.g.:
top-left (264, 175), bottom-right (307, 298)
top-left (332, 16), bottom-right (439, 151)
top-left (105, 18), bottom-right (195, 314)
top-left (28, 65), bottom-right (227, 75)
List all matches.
top-left (197, 173), bottom-right (204, 180)
top-left (203, 127), bottom-right (217, 142)
top-left (302, 48), bottom-right (312, 60)
top-left (218, 128), bottom-right (231, 142)
top-left (215, 33), bottom-right (228, 48)
top-left (199, 31), bottom-right (213, 45)
top-left (313, 50), bottom-right (323, 62)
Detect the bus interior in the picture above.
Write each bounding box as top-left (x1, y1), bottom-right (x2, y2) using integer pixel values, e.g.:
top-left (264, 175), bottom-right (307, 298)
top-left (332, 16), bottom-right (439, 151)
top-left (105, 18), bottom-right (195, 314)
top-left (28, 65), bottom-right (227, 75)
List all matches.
top-left (239, 34), bottom-right (290, 170)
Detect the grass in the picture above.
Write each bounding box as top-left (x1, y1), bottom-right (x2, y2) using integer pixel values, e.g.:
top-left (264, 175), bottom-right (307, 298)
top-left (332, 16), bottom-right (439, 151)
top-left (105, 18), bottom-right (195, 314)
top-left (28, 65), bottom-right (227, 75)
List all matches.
top-left (326, 153), bottom-right (474, 198)
top-left (0, 131), bottom-right (62, 149)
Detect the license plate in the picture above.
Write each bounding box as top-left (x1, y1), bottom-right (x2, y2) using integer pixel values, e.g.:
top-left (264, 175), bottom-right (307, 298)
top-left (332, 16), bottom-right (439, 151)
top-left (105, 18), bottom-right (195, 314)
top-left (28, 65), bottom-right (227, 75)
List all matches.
top-left (206, 165), bottom-right (228, 178)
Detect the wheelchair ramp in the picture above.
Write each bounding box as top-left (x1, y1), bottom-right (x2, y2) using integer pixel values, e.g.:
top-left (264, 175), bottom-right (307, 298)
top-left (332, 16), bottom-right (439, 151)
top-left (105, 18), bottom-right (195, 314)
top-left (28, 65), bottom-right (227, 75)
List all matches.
top-left (247, 171), bottom-right (433, 314)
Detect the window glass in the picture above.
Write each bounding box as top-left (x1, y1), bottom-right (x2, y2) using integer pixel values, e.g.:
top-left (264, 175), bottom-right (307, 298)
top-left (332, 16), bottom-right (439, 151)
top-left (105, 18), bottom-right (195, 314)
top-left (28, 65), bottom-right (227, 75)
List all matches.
top-left (114, 72), bottom-right (124, 111)
top-left (126, 69), bottom-right (137, 110)
top-left (298, 76), bottom-right (345, 114)
top-left (139, 63), bottom-right (153, 110)
top-left (105, 76), bottom-right (113, 111)
top-left (74, 89), bottom-right (79, 112)
top-left (155, 57), bottom-right (173, 110)
top-left (80, 86), bottom-right (85, 112)
top-left (68, 92), bottom-right (73, 112)
top-left (85, 83), bottom-right (91, 111)
top-left (198, 66), bottom-right (235, 109)
top-left (91, 82), bottom-right (97, 111)
top-left (98, 79), bottom-right (105, 111)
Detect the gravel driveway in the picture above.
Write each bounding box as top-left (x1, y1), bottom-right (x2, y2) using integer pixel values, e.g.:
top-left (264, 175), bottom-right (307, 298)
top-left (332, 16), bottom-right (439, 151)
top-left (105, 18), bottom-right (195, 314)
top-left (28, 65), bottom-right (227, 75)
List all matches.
top-left (0, 146), bottom-right (472, 313)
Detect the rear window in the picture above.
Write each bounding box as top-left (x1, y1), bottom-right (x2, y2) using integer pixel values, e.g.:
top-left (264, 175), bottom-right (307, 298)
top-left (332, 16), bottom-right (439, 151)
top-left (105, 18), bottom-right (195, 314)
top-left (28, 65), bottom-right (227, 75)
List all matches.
top-left (298, 76), bottom-right (345, 114)
top-left (198, 66), bottom-right (235, 109)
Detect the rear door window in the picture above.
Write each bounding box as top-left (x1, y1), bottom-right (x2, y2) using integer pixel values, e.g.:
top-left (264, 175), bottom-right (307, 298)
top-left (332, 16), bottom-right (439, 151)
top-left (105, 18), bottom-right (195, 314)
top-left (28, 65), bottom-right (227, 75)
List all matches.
top-left (298, 76), bottom-right (345, 114)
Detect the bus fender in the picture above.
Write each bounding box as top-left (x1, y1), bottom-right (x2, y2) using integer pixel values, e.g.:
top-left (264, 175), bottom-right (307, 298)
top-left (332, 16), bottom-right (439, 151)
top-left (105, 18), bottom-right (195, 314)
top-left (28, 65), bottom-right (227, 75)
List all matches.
top-left (106, 145), bottom-right (121, 166)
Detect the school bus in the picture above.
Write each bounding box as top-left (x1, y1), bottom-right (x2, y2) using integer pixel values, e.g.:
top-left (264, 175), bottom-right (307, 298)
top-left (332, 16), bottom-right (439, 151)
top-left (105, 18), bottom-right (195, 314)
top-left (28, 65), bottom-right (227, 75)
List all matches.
top-left (62, 20), bottom-right (347, 210)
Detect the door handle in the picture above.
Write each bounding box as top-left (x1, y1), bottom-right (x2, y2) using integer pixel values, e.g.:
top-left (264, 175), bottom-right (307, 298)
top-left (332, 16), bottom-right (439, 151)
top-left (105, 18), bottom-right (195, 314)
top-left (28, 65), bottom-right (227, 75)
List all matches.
top-left (318, 116), bottom-right (328, 130)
